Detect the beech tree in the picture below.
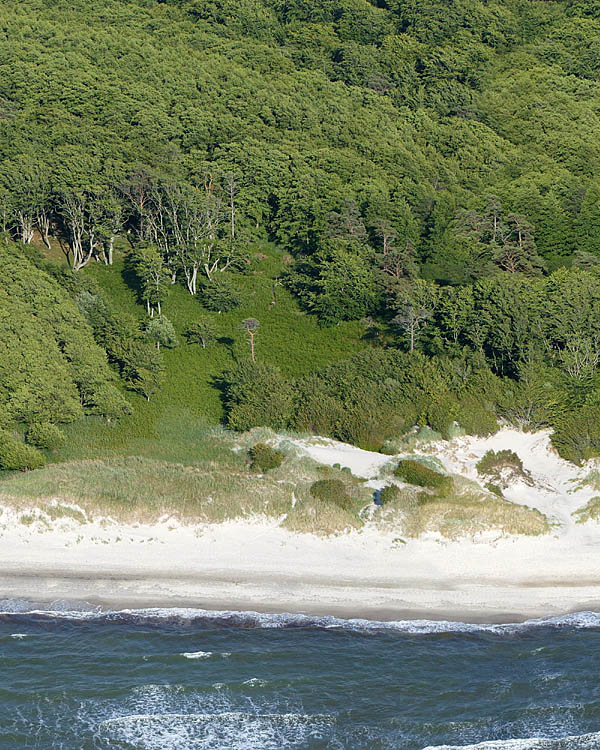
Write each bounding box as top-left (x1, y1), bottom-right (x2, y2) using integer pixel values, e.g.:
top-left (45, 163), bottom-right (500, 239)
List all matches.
top-left (392, 279), bottom-right (439, 352)
top-left (131, 246), bottom-right (170, 316)
top-left (184, 320), bottom-right (217, 349)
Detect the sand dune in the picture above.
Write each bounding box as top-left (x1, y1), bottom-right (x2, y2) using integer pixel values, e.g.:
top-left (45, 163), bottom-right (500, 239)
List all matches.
top-left (1, 429), bottom-right (599, 622)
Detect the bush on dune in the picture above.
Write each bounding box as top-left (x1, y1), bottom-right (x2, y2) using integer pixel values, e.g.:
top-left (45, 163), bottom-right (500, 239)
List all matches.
top-left (249, 442), bottom-right (284, 472)
top-left (551, 404), bottom-right (600, 464)
top-left (394, 459), bottom-right (452, 492)
top-left (310, 478), bottom-right (354, 511)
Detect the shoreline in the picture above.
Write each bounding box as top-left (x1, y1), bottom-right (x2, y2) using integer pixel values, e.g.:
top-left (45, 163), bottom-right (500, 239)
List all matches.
top-left (2, 428), bottom-right (600, 625)
top-left (1, 543), bottom-right (600, 624)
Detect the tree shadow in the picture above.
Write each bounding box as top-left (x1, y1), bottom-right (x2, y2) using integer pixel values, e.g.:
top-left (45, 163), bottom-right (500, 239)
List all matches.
top-left (121, 254), bottom-right (144, 303)
top-left (217, 336), bottom-right (237, 362)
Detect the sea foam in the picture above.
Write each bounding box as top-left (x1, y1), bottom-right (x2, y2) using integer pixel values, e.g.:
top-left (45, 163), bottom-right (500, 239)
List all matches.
top-left (2, 600), bottom-right (600, 635)
top-left (422, 731), bottom-right (600, 749)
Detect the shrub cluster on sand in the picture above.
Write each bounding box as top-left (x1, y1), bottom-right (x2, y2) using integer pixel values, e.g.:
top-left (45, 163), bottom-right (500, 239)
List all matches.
top-left (378, 484), bottom-right (401, 506)
top-left (310, 479), bottom-right (353, 511)
top-left (394, 459), bottom-right (452, 492)
top-left (476, 449), bottom-right (531, 487)
top-left (375, 477), bottom-right (549, 539)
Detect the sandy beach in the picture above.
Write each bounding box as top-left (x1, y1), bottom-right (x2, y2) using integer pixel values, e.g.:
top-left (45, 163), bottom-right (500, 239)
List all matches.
top-left (1, 429), bottom-right (600, 623)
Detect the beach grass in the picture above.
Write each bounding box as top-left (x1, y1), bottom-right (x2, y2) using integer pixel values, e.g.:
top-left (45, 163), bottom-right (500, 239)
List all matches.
top-left (573, 496), bottom-right (600, 524)
top-left (0, 425), bottom-right (372, 532)
top-left (375, 478), bottom-right (550, 539)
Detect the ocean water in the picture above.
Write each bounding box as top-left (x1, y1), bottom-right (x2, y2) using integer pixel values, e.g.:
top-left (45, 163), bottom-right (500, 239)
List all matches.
top-left (1, 604), bottom-right (599, 749)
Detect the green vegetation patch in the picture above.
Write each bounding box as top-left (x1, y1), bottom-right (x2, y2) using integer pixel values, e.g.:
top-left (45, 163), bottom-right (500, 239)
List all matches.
top-left (394, 459), bottom-right (452, 492)
top-left (249, 442), bottom-right (285, 472)
top-left (573, 497), bottom-right (600, 524)
top-left (25, 422), bottom-right (66, 451)
top-left (0, 431), bottom-right (45, 472)
top-left (476, 449), bottom-right (532, 487)
top-left (378, 484), bottom-right (401, 506)
top-left (376, 479), bottom-right (549, 539)
top-left (310, 479), bottom-right (353, 511)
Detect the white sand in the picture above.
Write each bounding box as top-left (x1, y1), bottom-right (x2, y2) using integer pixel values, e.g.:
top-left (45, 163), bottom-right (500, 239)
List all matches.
top-left (1, 429), bottom-right (600, 622)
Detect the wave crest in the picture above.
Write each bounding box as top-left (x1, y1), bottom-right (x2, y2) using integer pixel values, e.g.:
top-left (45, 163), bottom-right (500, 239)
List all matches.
top-left (2, 600), bottom-right (600, 635)
top-left (422, 731), bottom-right (600, 749)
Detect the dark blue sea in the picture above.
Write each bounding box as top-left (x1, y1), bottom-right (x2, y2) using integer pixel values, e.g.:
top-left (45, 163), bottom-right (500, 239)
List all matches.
top-left (1, 603), bottom-right (599, 749)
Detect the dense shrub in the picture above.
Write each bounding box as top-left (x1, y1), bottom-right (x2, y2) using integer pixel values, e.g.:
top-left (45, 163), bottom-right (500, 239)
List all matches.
top-left (378, 484), bottom-right (401, 506)
top-left (201, 280), bottom-right (241, 312)
top-left (310, 479), bottom-right (353, 510)
top-left (422, 395), bottom-right (458, 440)
top-left (394, 459), bottom-right (452, 492)
top-left (250, 442), bottom-right (284, 472)
top-left (476, 449), bottom-right (523, 476)
top-left (455, 397), bottom-right (498, 437)
top-left (223, 362), bottom-right (294, 431)
top-left (0, 432), bottom-right (45, 471)
top-left (551, 405), bottom-right (600, 464)
top-left (25, 422), bottom-right (66, 450)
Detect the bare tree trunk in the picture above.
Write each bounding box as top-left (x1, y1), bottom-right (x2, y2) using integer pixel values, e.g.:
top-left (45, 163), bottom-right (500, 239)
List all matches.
top-left (17, 212), bottom-right (34, 244)
top-left (250, 332), bottom-right (255, 362)
top-left (36, 211), bottom-right (52, 249)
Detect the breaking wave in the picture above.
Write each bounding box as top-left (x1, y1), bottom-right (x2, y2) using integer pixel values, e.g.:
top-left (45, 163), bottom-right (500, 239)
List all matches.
top-left (422, 731), bottom-right (600, 749)
top-left (1, 599), bottom-right (600, 635)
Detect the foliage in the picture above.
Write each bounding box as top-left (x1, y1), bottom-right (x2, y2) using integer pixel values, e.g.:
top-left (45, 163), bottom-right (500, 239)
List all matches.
top-left (249, 442), bottom-right (284, 472)
top-left (184, 319), bottom-right (217, 348)
top-left (310, 478), bottom-right (353, 511)
top-left (3, 0), bottom-right (600, 469)
top-left (145, 316), bottom-right (178, 350)
top-left (476, 449), bottom-right (523, 476)
top-left (394, 459), bottom-right (452, 492)
top-left (222, 361), bottom-right (294, 431)
top-left (551, 404), bottom-right (600, 464)
top-left (201, 280), bottom-right (242, 312)
top-left (25, 422), bottom-right (66, 451)
top-left (378, 484), bottom-right (401, 506)
top-left (0, 431), bottom-right (45, 471)
top-left (0, 244), bottom-right (130, 427)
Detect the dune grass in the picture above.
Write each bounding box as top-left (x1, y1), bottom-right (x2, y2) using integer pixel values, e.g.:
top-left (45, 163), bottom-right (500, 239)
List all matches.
top-left (0, 424), bottom-right (372, 533)
top-left (374, 478), bottom-right (549, 539)
top-left (573, 496), bottom-right (600, 524)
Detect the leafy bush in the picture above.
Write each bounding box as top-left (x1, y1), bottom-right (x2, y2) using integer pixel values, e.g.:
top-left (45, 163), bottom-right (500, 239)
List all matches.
top-left (184, 319), bottom-right (217, 348)
top-left (551, 405), bottom-right (600, 464)
top-left (394, 459), bottom-right (452, 491)
top-left (455, 397), bottom-right (499, 437)
top-left (310, 479), bottom-right (353, 510)
top-left (201, 280), bottom-right (241, 312)
top-left (249, 442), bottom-right (284, 472)
top-left (222, 362), bottom-right (294, 431)
top-left (476, 449), bottom-right (523, 475)
top-left (0, 432), bottom-right (45, 471)
top-left (25, 422), bottom-right (66, 450)
top-left (378, 484), bottom-right (401, 505)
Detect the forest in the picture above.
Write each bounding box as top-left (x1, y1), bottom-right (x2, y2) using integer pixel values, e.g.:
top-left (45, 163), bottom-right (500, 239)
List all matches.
top-left (2, 0), bottom-right (600, 470)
